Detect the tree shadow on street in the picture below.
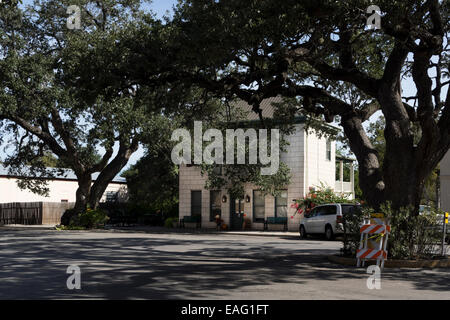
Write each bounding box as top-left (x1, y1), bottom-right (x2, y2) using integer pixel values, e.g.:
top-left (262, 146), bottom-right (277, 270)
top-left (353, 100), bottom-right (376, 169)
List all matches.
top-left (0, 229), bottom-right (449, 299)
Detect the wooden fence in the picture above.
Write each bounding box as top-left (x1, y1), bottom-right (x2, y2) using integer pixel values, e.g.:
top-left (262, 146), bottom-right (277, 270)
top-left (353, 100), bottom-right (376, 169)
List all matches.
top-left (0, 202), bottom-right (74, 225)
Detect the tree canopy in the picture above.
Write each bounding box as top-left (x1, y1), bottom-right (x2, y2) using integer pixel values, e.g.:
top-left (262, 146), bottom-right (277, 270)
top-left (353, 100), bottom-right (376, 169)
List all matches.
top-left (0, 0), bottom-right (192, 220)
top-left (159, 0), bottom-right (449, 211)
top-left (1, 0), bottom-right (449, 216)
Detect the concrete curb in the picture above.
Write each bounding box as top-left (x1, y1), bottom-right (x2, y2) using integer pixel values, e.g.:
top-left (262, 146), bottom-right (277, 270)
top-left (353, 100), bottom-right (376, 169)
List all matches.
top-left (328, 254), bottom-right (450, 268)
top-left (1, 225), bottom-right (301, 238)
top-left (104, 227), bottom-right (301, 238)
top-left (223, 232), bottom-right (300, 238)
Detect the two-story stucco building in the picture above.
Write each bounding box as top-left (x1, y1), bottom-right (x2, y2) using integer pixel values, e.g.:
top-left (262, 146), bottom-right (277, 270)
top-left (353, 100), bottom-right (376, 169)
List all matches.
top-left (178, 97), bottom-right (355, 231)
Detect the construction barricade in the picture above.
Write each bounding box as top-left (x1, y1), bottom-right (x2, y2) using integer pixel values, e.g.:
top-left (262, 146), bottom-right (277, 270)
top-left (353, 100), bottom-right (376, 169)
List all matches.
top-left (357, 214), bottom-right (390, 269)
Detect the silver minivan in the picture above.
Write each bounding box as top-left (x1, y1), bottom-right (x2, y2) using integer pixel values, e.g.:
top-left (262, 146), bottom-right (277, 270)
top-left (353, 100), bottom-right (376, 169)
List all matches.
top-left (299, 203), bottom-right (361, 240)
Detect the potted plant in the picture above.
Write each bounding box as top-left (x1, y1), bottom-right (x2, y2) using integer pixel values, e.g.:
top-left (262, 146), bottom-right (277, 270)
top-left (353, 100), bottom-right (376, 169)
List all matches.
top-left (243, 218), bottom-right (252, 230)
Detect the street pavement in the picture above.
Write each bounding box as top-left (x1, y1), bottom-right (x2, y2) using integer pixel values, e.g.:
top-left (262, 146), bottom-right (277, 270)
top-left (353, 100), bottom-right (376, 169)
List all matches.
top-left (0, 227), bottom-right (449, 299)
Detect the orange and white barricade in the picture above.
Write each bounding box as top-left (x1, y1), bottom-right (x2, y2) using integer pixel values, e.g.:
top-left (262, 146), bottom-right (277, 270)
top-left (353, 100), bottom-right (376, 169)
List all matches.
top-left (357, 222), bottom-right (390, 269)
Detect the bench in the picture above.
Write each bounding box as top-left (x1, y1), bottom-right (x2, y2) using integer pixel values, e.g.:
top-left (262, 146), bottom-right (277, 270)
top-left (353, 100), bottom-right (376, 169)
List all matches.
top-left (180, 215), bottom-right (201, 228)
top-left (264, 217), bottom-right (288, 231)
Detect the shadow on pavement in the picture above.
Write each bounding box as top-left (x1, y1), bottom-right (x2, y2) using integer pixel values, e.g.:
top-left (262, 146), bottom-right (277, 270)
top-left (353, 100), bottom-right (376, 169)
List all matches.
top-left (0, 229), bottom-right (449, 299)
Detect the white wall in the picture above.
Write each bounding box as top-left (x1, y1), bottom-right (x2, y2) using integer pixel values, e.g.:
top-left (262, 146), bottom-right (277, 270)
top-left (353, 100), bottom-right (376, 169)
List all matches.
top-left (281, 124), bottom-right (306, 230)
top-left (0, 177), bottom-right (127, 203)
top-left (303, 129), bottom-right (336, 191)
top-left (178, 123), bottom-right (338, 231)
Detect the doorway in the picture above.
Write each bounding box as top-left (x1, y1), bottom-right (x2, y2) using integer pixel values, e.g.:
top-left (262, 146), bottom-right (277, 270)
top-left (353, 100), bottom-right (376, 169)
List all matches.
top-left (230, 198), bottom-right (244, 230)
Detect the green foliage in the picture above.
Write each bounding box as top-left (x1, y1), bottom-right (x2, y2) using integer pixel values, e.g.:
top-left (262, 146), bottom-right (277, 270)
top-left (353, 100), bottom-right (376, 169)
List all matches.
top-left (122, 128), bottom-right (179, 214)
top-left (164, 0), bottom-right (450, 211)
top-left (66, 208), bottom-right (109, 229)
top-left (341, 205), bottom-right (369, 257)
top-left (0, 1), bottom-right (197, 213)
top-left (164, 217), bottom-right (178, 228)
top-left (382, 204), bottom-right (443, 260)
top-left (292, 183), bottom-right (354, 217)
top-left (340, 203), bottom-right (444, 260)
top-left (123, 99), bottom-right (224, 215)
top-left (199, 102), bottom-right (296, 199)
top-left (203, 160), bottom-right (292, 200)
top-left (1, 0), bottom-right (448, 214)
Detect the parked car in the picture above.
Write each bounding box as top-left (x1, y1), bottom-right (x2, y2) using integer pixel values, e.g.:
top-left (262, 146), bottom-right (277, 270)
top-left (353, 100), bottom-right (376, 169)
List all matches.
top-left (299, 203), bottom-right (361, 241)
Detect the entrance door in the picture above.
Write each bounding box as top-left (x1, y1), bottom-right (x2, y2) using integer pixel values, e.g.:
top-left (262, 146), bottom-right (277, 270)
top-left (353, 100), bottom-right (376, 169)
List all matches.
top-left (230, 198), bottom-right (244, 230)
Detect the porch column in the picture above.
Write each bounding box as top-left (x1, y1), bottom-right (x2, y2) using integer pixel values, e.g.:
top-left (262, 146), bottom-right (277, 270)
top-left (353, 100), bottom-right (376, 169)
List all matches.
top-left (350, 162), bottom-right (355, 199)
top-left (340, 160), bottom-right (344, 193)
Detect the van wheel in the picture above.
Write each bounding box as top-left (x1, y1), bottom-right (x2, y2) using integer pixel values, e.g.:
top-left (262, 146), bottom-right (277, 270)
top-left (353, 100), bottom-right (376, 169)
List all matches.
top-left (299, 225), bottom-right (307, 239)
top-left (325, 225), bottom-right (334, 241)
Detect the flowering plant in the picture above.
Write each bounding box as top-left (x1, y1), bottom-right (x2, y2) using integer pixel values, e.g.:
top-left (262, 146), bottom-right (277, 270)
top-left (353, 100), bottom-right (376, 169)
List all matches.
top-left (291, 183), bottom-right (354, 217)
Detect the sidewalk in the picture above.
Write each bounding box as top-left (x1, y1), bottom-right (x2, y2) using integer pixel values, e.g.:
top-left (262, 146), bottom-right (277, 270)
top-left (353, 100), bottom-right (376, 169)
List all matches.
top-left (226, 230), bottom-right (299, 237)
top-left (0, 224), bottom-right (300, 237)
top-left (106, 226), bottom-right (300, 238)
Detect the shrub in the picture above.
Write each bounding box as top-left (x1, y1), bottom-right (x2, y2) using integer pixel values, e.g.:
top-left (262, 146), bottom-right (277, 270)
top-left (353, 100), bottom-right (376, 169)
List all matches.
top-left (100, 202), bottom-right (178, 226)
top-left (292, 183), bottom-right (355, 217)
top-left (341, 205), bottom-right (368, 257)
top-left (61, 208), bottom-right (78, 226)
top-left (339, 203), bottom-right (443, 260)
top-left (164, 217), bottom-right (178, 228)
top-left (382, 204), bottom-right (442, 260)
top-left (69, 208), bottom-right (109, 229)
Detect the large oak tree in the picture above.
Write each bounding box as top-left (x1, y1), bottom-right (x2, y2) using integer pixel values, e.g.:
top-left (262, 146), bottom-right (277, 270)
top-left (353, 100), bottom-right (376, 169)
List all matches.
top-left (0, 0), bottom-right (177, 221)
top-left (161, 0), bottom-right (449, 211)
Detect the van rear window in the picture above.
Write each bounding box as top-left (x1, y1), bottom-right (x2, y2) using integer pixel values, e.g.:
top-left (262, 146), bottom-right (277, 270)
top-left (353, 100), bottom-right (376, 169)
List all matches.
top-left (341, 205), bottom-right (361, 215)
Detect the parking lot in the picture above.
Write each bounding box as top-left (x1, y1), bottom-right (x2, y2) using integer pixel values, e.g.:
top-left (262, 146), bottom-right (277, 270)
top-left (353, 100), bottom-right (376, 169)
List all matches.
top-left (0, 228), bottom-right (449, 299)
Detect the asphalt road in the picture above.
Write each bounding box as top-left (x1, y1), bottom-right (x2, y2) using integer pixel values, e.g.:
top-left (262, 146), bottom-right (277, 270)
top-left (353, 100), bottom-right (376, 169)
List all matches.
top-left (0, 228), bottom-right (449, 299)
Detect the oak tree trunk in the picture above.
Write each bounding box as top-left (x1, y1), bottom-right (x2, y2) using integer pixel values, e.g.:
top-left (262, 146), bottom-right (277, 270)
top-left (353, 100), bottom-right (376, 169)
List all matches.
top-left (61, 175), bottom-right (92, 225)
top-left (88, 143), bottom-right (138, 209)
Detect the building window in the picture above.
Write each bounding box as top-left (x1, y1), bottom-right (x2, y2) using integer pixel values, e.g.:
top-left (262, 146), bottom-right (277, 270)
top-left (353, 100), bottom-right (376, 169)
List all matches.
top-left (275, 190), bottom-right (288, 218)
top-left (106, 191), bottom-right (118, 202)
top-left (191, 191), bottom-right (202, 217)
top-left (210, 190), bottom-right (222, 221)
top-left (253, 190), bottom-right (265, 223)
top-left (326, 139), bottom-right (332, 161)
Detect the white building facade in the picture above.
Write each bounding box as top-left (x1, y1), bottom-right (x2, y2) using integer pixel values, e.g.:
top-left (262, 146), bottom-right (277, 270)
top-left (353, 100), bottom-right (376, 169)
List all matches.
top-left (0, 167), bottom-right (128, 204)
top-left (178, 98), bottom-right (355, 231)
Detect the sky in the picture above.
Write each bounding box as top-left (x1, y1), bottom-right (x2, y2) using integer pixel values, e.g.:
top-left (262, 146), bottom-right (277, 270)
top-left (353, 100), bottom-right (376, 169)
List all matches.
top-left (20, 0), bottom-right (178, 17)
top-left (150, 0), bottom-right (178, 18)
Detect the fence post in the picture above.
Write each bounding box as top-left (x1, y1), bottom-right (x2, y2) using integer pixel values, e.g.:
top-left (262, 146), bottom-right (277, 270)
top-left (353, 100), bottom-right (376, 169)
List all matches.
top-left (442, 212), bottom-right (448, 257)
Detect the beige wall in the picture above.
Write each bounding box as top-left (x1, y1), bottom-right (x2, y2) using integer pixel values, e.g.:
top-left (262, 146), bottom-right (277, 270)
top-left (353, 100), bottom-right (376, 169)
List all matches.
top-left (441, 151), bottom-right (450, 212)
top-left (179, 165), bottom-right (226, 229)
top-left (178, 124), bottom-right (337, 231)
top-left (0, 177), bottom-right (127, 204)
